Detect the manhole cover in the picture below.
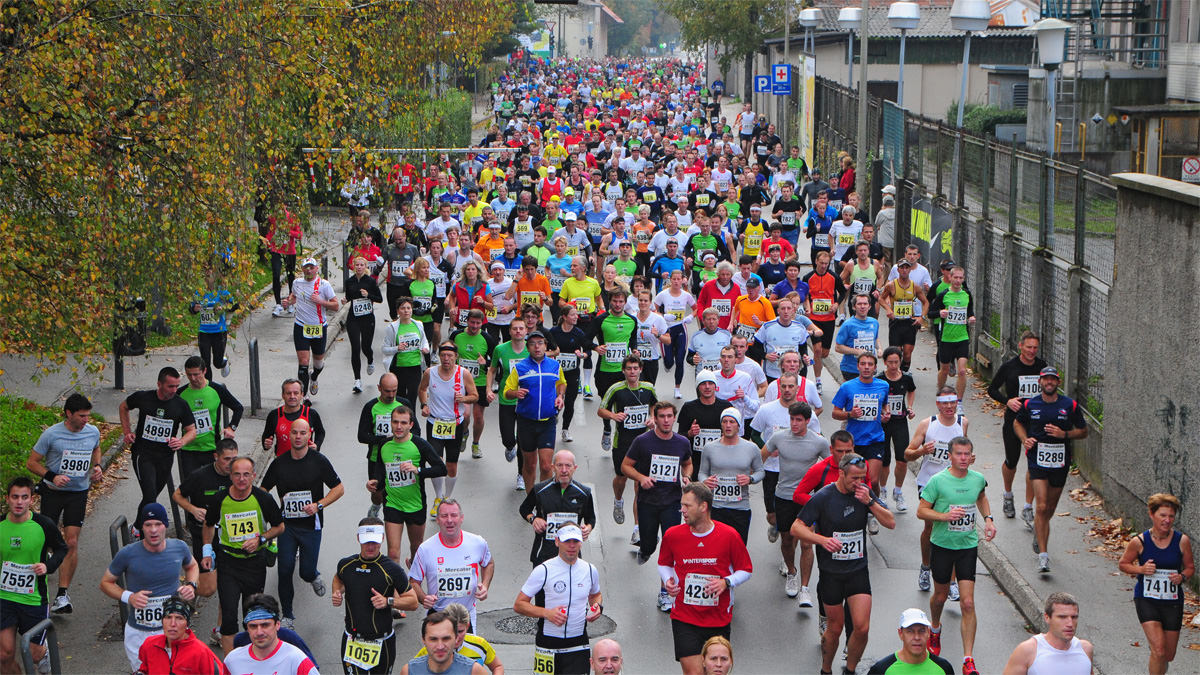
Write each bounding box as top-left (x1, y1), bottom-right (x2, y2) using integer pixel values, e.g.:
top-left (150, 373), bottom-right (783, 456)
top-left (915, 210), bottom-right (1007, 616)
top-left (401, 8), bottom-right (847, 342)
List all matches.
top-left (475, 608), bottom-right (616, 645)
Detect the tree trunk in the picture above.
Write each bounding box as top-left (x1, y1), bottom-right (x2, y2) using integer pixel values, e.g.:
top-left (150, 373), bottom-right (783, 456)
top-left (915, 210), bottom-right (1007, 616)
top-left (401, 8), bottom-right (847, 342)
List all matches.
top-left (743, 52), bottom-right (753, 102)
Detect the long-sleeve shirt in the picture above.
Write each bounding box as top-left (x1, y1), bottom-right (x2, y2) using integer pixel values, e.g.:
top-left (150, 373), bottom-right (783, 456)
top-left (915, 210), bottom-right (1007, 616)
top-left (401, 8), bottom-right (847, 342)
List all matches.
top-left (698, 440), bottom-right (765, 511)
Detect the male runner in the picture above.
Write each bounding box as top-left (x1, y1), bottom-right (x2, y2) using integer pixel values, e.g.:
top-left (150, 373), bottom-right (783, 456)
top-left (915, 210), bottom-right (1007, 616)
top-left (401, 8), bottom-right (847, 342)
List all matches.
top-left (985, 331), bottom-right (1046, 522)
top-left (357, 373), bottom-right (407, 519)
top-left (173, 438), bottom-right (237, 599)
top-left (409, 500), bottom-right (495, 628)
top-left (599, 357), bottom-right (657, 536)
top-left (223, 597), bottom-right (319, 675)
top-left (448, 311), bottom-right (496, 465)
top-left (119, 367), bottom-right (196, 534)
top-left (177, 355), bottom-right (244, 479)
top-left (698, 408), bottom-right (764, 543)
top-left (906, 389), bottom-right (968, 593)
top-left (0, 478), bottom-right (67, 675)
top-left (261, 378), bottom-right (326, 457)
top-left (419, 342), bottom-right (481, 510)
top-left (505, 330), bottom-right (565, 489)
top-left (281, 257), bottom-right (340, 395)
top-left (1002, 592), bottom-right (1094, 675)
top-left (587, 287), bottom-right (637, 452)
top-left (367, 406), bottom-right (446, 566)
top-left (866, 608), bottom-right (954, 674)
top-left (519, 450), bottom-right (597, 566)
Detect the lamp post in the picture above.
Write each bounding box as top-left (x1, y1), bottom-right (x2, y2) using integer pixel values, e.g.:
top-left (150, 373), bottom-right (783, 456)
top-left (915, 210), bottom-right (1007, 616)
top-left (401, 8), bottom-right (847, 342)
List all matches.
top-left (948, 0), bottom-right (990, 202)
top-left (1033, 17), bottom-right (1070, 234)
top-left (888, 2), bottom-right (920, 109)
top-left (838, 7), bottom-right (861, 87)
top-left (799, 8), bottom-right (820, 54)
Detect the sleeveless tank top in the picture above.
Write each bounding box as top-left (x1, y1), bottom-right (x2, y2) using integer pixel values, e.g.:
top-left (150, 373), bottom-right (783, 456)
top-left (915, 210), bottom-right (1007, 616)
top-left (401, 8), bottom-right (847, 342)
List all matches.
top-left (848, 262), bottom-right (876, 299)
top-left (428, 366), bottom-right (467, 423)
top-left (915, 415), bottom-right (964, 486)
top-left (1135, 529), bottom-right (1184, 603)
top-left (1028, 634), bottom-right (1091, 675)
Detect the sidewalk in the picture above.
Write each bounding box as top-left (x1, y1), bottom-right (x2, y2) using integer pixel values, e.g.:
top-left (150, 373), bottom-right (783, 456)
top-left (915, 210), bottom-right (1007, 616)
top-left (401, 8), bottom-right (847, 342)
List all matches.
top-left (822, 328), bottom-right (1199, 675)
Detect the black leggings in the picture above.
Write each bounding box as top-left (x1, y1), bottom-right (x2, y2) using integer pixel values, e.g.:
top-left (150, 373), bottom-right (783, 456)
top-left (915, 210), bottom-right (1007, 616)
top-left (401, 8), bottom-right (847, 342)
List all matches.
top-left (271, 253), bottom-right (296, 305)
top-left (215, 549), bottom-right (266, 636)
top-left (390, 364), bottom-right (422, 408)
top-left (132, 450), bottom-right (174, 528)
top-left (641, 360), bottom-right (659, 387)
top-left (499, 404), bottom-right (518, 451)
top-left (385, 285), bottom-right (405, 321)
top-left (346, 317), bottom-right (376, 379)
top-left (562, 371), bottom-right (580, 429)
top-left (664, 325), bottom-right (688, 386)
top-left (197, 331), bottom-right (228, 381)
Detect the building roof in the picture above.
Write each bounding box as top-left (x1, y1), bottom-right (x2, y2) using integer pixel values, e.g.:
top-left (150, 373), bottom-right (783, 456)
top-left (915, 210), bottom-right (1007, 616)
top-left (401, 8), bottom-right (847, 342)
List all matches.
top-left (810, 5), bottom-right (1033, 39)
top-left (1112, 103), bottom-right (1200, 117)
top-left (582, 0), bottom-right (623, 25)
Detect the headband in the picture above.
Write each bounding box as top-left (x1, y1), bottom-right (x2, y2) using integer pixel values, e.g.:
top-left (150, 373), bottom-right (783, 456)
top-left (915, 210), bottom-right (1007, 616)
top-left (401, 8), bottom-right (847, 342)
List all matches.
top-left (935, 395), bottom-right (958, 403)
top-left (243, 607), bottom-right (279, 625)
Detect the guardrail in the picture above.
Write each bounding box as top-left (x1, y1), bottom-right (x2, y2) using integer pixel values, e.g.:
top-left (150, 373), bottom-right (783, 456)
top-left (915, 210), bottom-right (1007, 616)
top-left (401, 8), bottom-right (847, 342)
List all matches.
top-left (19, 619), bottom-right (60, 675)
top-left (109, 515), bottom-right (131, 624)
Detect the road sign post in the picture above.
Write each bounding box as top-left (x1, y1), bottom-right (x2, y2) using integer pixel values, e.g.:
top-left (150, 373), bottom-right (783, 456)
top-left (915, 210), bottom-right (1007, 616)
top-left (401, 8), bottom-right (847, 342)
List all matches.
top-left (772, 63), bottom-right (791, 96)
top-left (754, 75), bottom-right (770, 93)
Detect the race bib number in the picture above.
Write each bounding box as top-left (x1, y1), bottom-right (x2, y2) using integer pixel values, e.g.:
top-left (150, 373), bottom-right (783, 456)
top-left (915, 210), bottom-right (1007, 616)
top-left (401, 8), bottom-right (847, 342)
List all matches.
top-left (1018, 375), bottom-right (1040, 399)
top-left (649, 454), bottom-right (681, 483)
top-left (0, 562), bottom-right (35, 595)
top-left (604, 344), bottom-right (628, 363)
top-left (745, 233), bottom-right (763, 251)
top-left (550, 275), bottom-right (566, 292)
top-left (756, 144), bottom-right (768, 155)
top-left (780, 213), bottom-right (795, 225)
top-left (374, 414), bottom-right (391, 437)
top-left (142, 415), bottom-right (174, 443)
top-left (490, 249), bottom-right (504, 261)
top-left (1036, 443), bottom-right (1066, 469)
top-left (947, 504), bottom-right (978, 533)
top-left (534, 647), bottom-right (556, 674)
top-left (514, 222), bottom-right (532, 236)
top-left (637, 343), bottom-right (654, 361)
top-left (132, 595), bottom-right (169, 629)
top-left (521, 292), bottom-right (542, 307)
top-left (224, 510), bottom-right (260, 543)
top-left (853, 335), bottom-right (875, 354)
top-left (837, 233), bottom-right (856, 246)
top-left (814, 233), bottom-right (830, 248)
top-left (436, 567), bottom-right (473, 598)
top-left (432, 273), bottom-right (447, 297)
top-left (716, 181), bottom-right (730, 193)
top-left (191, 408), bottom-right (213, 436)
top-left (734, 323), bottom-right (757, 340)
top-left (458, 358), bottom-right (480, 378)
top-left (432, 419), bottom-right (457, 440)
top-left (344, 637), bottom-right (383, 669)
top-left (713, 476), bottom-right (742, 503)
top-left (667, 308), bottom-right (685, 322)
top-left (352, 298), bottom-right (373, 317)
top-left (853, 394), bottom-right (879, 421)
top-left (485, 307), bottom-right (498, 319)
top-left (199, 309), bottom-right (217, 325)
top-left (572, 297), bottom-right (593, 313)
top-left (544, 512), bottom-right (575, 541)
top-left (894, 301), bottom-right (913, 318)
top-left (281, 490), bottom-right (313, 519)
top-left (682, 573), bottom-right (720, 607)
top-left (696, 194), bottom-right (710, 206)
top-left (588, 221), bottom-right (603, 238)
top-left (386, 461), bottom-right (416, 488)
top-left (413, 296), bottom-right (432, 314)
top-left (887, 394), bottom-right (904, 416)
top-left (693, 429), bottom-right (721, 451)
top-left (852, 278), bottom-right (873, 295)
top-left (1143, 570), bottom-right (1179, 601)
top-left (811, 298), bottom-right (833, 315)
top-left (832, 530), bottom-right (865, 561)
top-left (58, 448), bottom-right (92, 478)
top-left (946, 307), bottom-right (968, 325)
top-left (397, 332), bottom-right (422, 352)
top-left (711, 299), bottom-right (731, 316)
top-left (457, 309), bottom-right (470, 326)
top-left (391, 260), bottom-right (409, 277)
top-left (697, 359), bottom-right (719, 373)
top-left (302, 324), bottom-right (324, 339)
top-left (623, 405), bottom-right (649, 430)
top-left (504, 268), bottom-right (520, 281)
top-left (929, 441), bottom-right (950, 464)
top-left (558, 354), bottom-right (578, 371)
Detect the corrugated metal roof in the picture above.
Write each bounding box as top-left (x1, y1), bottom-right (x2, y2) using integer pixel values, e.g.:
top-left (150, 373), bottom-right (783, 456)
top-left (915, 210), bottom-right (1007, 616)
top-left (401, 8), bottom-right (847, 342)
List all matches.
top-left (812, 6), bottom-right (1032, 39)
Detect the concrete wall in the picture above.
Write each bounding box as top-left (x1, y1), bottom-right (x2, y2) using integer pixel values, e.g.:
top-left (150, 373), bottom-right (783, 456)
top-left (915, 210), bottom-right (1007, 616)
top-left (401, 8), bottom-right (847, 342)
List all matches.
top-left (1025, 69), bottom-right (1166, 153)
top-left (558, 5), bottom-right (608, 59)
top-left (1103, 173), bottom-right (1200, 539)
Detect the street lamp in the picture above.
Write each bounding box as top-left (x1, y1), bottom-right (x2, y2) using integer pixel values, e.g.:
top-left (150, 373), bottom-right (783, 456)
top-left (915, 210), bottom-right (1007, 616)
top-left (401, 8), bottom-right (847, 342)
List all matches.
top-left (888, 2), bottom-right (920, 109)
top-left (799, 7), bottom-right (821, 54)
top-left (1032, 18), bottom-right (1070, 155)
top-left (948, 0), bottom-right (990, 201)
top-left (838, 6), bottom-right (861, 87)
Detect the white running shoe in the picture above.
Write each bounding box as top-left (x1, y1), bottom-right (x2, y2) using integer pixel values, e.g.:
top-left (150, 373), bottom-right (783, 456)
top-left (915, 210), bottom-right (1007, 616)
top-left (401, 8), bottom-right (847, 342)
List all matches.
top-left (630, 525), bottom-right (640, 546)
top-left (674, 387), bottom-right (682, 399)
top-left (956, 402), bottom-right (966, 417)
top-left (949, 581), bottom-right (960, 601)
top-left (613, 500), bottom-right (625, 524)
top-left (657, 590), bottom-right (673, 612)
top-left (600, 431), bottom-right (611, 452)
top-left (785, 574), bottom-right (799, 598)
top-left (1038, 552), bottom-right (1051, 574)
top-left (273, 304), bottom-right (286, 317)
top-left (514, 475), bottom-right (525, 491)
top-left (1022, 505), bottom-right (1035, 530)
top-left (562, 428), bottom-right (573, 442)
top-left (353, 379), bottom-right (363, 393)
top-left (366, 503), bottom-right (381, 520)
top-left (50, 593), bottom-right (72, 614)
top-left (367, 362), bottom-right (375, 375)
top-left (894, 492), bottom-right (908, 513)
top-left (815, 380), bottom-right (823, 395)
top-left (867, 513), bottom-right (879, 535)
top-left (797, 587), bottom-right (814, 608)
top-left (221, 360), bottom-right (231, 377)
top-left (918, 567), bottom-right (932, 592)
top-left (311, 576), bottom-right (326, 597)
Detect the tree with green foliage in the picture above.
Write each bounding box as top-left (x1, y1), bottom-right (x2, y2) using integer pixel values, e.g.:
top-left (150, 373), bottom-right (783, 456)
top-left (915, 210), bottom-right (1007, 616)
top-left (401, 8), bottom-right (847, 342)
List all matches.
top-left (659, 0), bottom-right (783, 99)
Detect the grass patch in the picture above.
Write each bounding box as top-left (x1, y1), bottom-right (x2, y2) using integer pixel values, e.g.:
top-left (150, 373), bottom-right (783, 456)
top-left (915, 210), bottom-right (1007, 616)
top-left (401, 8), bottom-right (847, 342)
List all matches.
top-left (0, 396), bottom-right (121, 483)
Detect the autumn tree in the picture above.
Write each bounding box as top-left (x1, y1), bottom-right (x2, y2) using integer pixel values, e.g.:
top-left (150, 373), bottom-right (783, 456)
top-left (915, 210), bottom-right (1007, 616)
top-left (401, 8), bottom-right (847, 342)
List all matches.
top-left (658, 0), bottom-right (784, 100)
top-left (0, 0), bottom-right (514, 364)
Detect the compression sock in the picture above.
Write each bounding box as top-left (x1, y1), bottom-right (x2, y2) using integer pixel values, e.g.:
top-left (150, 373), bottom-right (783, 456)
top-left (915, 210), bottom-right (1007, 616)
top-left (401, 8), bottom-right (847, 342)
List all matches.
top-left (311, 358), bottom-right (325, 380)
top-left (57, 587), bottom-right (67, 597)
top-left (444, 477), bottom-right (456, 498)
top-left (431, 477), bottom-right (445, 500)
top-left (298, 365), bottom-right (310, 393)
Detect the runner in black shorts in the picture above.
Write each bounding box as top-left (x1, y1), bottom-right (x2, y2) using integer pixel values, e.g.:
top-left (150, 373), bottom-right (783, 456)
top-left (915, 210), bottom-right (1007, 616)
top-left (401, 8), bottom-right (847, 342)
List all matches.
top-left (793, 453), bottom-right (896, 675)
top-left (879, 348), bottom-right (916, 513)
top-left (985, 331), bottom-right (1046, 522)
top-left (877, 259), bottom-right (927, 373)
top-left (173, 438), bottom-right (237, 599)
top-left (599, 358), bottom-right (657, 535)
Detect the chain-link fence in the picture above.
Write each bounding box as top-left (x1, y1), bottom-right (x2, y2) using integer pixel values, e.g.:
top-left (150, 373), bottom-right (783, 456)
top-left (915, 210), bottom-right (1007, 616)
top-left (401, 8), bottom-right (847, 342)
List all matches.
top-left (815, 76), bottom-right (1115, 426)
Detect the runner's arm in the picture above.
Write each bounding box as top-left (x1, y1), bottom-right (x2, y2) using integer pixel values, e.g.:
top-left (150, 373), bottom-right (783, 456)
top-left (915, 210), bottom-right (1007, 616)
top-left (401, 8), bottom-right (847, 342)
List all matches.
top-left (213, 382), bottom-right (245, 430)
top-left (415, 438), bottom-right (448, 479)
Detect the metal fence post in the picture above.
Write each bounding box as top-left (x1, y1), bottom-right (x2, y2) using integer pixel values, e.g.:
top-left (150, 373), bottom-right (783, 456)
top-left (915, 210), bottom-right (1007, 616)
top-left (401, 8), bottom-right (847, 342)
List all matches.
top-left (981, 136), bottom-right (993, 221)
top-left (113, 336), bottom-right (124, 391)
top-left (1003, 139), bottom-right (1020, 355)
top-left (935, 123), bottom-right (944, 197)
top-left (18, 619), bottom-right (59, 675)
top-left (248, 337), bottom-right (261, 416)
top-left (342, 239), bottom-right (350, 288)
top-left (1074, 169), bottom-right (1087, 267)
top-left (109, 515), bottom-right (130, 624)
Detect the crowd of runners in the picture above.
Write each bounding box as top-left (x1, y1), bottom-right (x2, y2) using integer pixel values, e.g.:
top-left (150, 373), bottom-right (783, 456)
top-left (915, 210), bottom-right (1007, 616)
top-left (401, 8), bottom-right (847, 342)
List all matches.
top-left (2, 56), bottom-right (1193, 675)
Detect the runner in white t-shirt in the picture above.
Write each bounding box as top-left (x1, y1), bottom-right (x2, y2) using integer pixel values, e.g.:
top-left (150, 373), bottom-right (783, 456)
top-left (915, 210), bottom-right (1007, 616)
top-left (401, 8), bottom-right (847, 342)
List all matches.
top-left (282, 258), bottom-right (340, 396)
top-left (409, 499), bottom-right (495, 627)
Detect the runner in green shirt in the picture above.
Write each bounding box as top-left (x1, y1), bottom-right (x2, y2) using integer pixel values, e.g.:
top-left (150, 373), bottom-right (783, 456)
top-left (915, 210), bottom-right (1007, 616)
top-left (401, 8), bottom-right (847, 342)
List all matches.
top-left (450, 312), bottom-right (498, 458)
top-left (178, 356), bottom-right (244, 479)
top-left (367, 406), bottom-right (446, 565)
top-left (928, 266), bottom-right (975, 412)
top-left (488, 321), bottom-right (529, 464)
top-left (1, 477), bottom-right (68, 673)
top-left (586, 287), bottom-right (638, 452)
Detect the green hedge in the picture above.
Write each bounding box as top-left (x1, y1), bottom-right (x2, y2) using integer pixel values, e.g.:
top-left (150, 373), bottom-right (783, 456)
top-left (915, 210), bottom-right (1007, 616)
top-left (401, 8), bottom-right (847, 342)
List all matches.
top-left (946, 102), bottom-right (1027, 137)
top-left (0, 396), bottom-right (68, 483)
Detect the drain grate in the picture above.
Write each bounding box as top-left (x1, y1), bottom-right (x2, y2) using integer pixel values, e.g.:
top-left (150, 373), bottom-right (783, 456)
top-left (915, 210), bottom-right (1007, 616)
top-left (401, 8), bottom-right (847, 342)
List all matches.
top-left (475, 608), bottom-right (617, 645)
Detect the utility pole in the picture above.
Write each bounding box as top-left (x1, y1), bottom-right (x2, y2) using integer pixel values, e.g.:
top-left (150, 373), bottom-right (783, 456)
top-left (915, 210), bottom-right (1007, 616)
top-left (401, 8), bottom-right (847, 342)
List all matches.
top-left (855, 0), bottom-right (869, 198)
top-left (783, 0), bottom-right (790, 148)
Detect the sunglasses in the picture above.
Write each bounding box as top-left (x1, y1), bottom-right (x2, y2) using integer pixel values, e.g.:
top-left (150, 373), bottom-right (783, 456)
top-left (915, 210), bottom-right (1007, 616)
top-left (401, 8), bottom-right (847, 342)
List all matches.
top-left (843, 456), bottom-right (866, 467)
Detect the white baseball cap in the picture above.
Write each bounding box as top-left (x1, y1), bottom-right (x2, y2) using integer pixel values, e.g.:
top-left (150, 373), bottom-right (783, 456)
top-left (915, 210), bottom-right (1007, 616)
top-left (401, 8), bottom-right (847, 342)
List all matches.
top-left (898, 608), bottom-right (932, 629)
top-left (556, 525), bottom-right (583, 542)
top-left (696, 370), bottom-right (718, 385)
top-left (357, 525), bottom-right (385, 544)
top-left (300, 257), bottom-right (318, 268)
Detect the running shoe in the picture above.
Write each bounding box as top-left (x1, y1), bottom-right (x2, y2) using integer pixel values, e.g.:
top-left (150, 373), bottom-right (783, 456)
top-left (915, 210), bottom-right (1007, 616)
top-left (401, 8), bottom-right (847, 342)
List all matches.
top-left (353, 379), bottom-right (363, 394)
top-left (504, 446), bottom-right (517, 462)
top-left (1032, 537), bottom-right (1040, 554)
top-left (221, 360), bottom-right (231, 378)
top-left (778, 561), bottom-right (788, 576)
top-left (630, 525), bottom-right (640, 546)
top-left (471, 444), bottom-right (482, 459)
top-left (583, 386), bottom-right (594, 401)
top-left (918, 567), bottom-right (932, 592)
top-left (1038, 552), bottom-right (1050, 574)
top-left (657, 590), bottom-right (673, 612)
top-left (798, 587), bottom-right (814, 608)
top-left (309, 379), bottom-right (319, 396)
top-left (928, 628), bottom-right (942, 656)
top-left (285, 305), bottom-right (295, 315)
top-left (366, 503), bottom-right (382, 520)
top-left (674, 387), bottom-right (682, 400)
top-left (1003, 494), bottom-right (1016, 518)
top-left (1022, 505), bottom-right (1035, 530)
top-left (767, 522), bottom-right (779, 543)
top-left (867, 513), bottom-right (879, 535)
top-left (636, 552), bottom-right (651, 566)
top-left (367, 362), bottom-right (375, 375)
top-left (272, 304), bottom-right (286, 317)
top-left (210, 627), bottom-right (221, 646)
top-left (613, 500), bottom-right (625, 525)
top-left (815, 380), bottom-right (823, 395)
top-left (600, 430), bottom-right (611, 452)
top-left (785, 574), bottom-right (799, 598)
top-left (894, 492), bottom-right (908, 513)
top-left (515, 475), bottom-right (525, 491)
top-left (878, 492), bottom-right (889, 510)
top-left (311, 576), bottom-right (326, 597)
top-left (429, 497), bottom-right (443, 518)
top-left (962, 657), bottom-right (979, 675)
top-left (280, 617), bottom-right (295, 631)
top-left (562, 428), bottom-right (573, 442)
top-left (956, 402), bottom-right (965, 417)
top-left (50, 593), bottom-right (72, 614)
top-left (949, 581), bottom-right (960, 601)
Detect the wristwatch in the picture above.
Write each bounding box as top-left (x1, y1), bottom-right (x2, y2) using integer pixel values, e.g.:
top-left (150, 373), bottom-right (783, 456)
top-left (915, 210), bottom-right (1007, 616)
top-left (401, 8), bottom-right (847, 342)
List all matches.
top-left (387, 597), bottom-right (394, 607)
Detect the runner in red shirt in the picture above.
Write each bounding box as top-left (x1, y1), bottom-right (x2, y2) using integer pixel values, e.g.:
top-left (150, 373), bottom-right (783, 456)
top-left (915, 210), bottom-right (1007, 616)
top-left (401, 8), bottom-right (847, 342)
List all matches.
top-left (658, 483), bottom-right (753, 675)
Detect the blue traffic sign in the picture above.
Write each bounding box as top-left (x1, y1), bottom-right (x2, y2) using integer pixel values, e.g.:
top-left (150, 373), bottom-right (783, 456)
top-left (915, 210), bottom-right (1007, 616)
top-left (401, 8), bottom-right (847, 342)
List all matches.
top-left (772, 63), bottom-right (791, 95)
top-left (754, 75), bottom-right (770, 93)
